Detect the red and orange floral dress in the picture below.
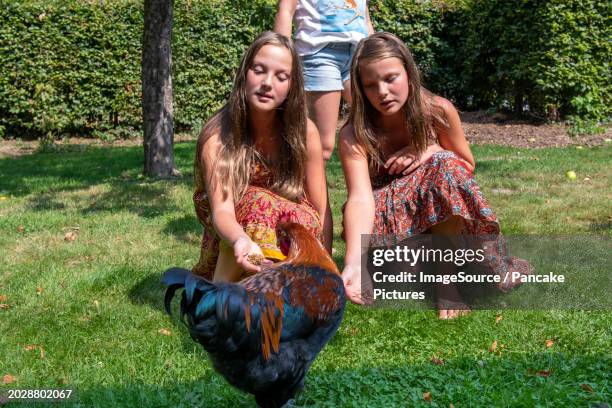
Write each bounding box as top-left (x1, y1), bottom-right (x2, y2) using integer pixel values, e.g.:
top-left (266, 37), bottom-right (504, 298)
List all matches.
top-left (192, 160), bottom-right (322, 281)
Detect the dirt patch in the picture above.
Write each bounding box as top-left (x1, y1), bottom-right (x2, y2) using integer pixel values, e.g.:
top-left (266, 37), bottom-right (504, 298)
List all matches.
top-left (0, 141), bottom-right (37, 159)
top-left (461, 111), bottom-right (611, 148)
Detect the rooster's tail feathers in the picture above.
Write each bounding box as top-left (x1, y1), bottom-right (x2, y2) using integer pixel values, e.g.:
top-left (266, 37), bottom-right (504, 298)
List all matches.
top-left (162, 267), bottom-right (191, 315)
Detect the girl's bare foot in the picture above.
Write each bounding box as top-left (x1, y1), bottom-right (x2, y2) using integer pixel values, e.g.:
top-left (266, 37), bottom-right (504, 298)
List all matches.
top-left (437, 299), bottom-right (471, 320)
top-left (436, 282), bottom-right (471, 320)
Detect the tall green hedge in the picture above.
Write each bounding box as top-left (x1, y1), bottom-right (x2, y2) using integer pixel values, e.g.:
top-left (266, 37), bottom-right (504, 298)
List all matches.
top-left (0, 0), bottom-right (609, 138)
top-left (0, 0), bottom-right (143, 137)
top-left (0, 0), bottom-right (276, 137)
top-left (173, 0), bottom-right (275, 130)
top-left (436, 0), bottom-right (611, 123)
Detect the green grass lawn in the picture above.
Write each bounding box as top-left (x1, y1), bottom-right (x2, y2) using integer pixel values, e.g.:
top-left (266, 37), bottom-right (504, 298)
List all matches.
top-left (0, 141), bottom-right (610, 407)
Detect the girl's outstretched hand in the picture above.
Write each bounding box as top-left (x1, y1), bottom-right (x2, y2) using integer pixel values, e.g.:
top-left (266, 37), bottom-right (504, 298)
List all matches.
top-left (233, 236), bottom-right (270, 274)
top-left (342, 264), bottom-right (374, 305)
top-left (384, 144), bottom-right (443, 175)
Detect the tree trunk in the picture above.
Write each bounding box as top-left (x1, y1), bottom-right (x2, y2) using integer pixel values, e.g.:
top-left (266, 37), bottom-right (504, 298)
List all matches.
top-left (514, 90), bottom-right (524, 116)
top-left (142, 0), bottom-right (180, 177)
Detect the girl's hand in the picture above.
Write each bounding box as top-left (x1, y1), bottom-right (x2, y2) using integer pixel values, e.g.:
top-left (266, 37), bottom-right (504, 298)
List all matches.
top-left (233, 236), bottom-right (268, 274)
top-left (384, 144), bottom-right (443, 175)
top-left (342, 264), bottom-right (374, 305)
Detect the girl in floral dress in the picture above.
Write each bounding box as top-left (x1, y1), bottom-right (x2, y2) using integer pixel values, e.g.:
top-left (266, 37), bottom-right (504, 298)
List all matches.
top-left (339, 32), bottom-right (531, 319)
top-left (193, 31), bottom-right (331, 282)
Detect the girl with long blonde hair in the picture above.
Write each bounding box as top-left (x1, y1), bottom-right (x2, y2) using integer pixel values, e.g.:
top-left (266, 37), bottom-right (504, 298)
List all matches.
top-left (339, 32), bottom-right (531, 319)
top-left (193, 31), bottom-right (331, 282)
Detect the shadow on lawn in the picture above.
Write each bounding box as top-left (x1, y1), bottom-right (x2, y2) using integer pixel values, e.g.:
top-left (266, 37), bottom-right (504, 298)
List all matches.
top-left (0, 141), bottom-right (195, 197)
top-left (79, 179), bottom-right (182, 218)
top-left (70, 352), bottom-right (610, 407)
top-left (0, 141), bottom-right (203, 224)
top-left (129, 272), bottom-right (169, 312)
top-left (163, 213), bottom-right (202, 244)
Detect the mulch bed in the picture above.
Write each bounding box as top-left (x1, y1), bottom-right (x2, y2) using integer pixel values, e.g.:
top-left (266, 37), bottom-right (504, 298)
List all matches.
top-left (461, 111), bottom-right (610, 148)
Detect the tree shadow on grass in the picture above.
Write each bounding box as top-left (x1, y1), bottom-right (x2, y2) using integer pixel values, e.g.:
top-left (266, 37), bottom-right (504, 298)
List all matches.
top-left (0, 145), bottom-right (144, 197)
top-left (0, 141), bottom-right (200, 221)
top-left (128, 272), bottom-right (168, 312)
top-left (68, 352), bottom-right (610, 407)
top-left (163, 213), bottom-right (202, 244)
top-left (1, 141), bottom-right (195, 197)
top-left (79, 179), bottom-right (182, 218)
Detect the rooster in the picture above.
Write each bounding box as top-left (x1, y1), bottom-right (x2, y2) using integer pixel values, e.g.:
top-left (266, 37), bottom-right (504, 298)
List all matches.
top-left (162, 223), bottom-right (346, 408)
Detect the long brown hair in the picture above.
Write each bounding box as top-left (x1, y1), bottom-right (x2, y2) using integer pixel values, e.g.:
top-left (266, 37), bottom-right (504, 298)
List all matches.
top-left (348, 32), bottom-right (446, 171)
top-left (196, 31), bottom-right (307, 203)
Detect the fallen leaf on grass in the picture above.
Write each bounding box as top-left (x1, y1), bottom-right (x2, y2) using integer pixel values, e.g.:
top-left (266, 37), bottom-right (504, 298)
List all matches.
top-left (64, 231), bottom-right (78, 242)
top-left (423, 391), bottom-right (432, 402)
top-left (24, 344), bottom-right (45, 359)
top-left (17, 225), bottom-right (25, 233)
top-left (2, 374), bottom-right (15, 384)
top-left (158, 328), bottom-right (172, 336)
top-left (0, 295), bottom-right (6, 302)
top-left (36, 287), bottom-right (43, 295)
top-left (536, 370), bottom-right (551, 377)
top-left (430, 356), bottom-right (445, 365)
top-left (495, 315), bottom-right (503, 324)
top-left (488, 340), bottom-right (498, 353)
top-left (545, 339), bottom-right (554, 348)
top-left (580, 384), bottom-right (594, 393)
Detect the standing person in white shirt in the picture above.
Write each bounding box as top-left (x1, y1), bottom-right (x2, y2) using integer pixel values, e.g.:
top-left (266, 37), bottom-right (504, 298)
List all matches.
top-left (275, 0), bottom-right (374, 162)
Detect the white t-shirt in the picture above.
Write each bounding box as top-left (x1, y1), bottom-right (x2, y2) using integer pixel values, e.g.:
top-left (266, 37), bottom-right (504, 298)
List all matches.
top-left (294, 0), bottom-right (369, 55)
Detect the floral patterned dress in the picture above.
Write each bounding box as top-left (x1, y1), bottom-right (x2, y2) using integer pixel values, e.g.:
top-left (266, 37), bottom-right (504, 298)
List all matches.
top-left (192, 161), bottom-right (322, 281)
top-left (345, 150), bottom-right (532, 290)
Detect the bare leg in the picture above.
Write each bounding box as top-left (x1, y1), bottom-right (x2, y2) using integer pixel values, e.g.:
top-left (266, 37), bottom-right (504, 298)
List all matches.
top-left (213, 241), bottom-right (243, 283)
top-left (342, 79), bottom-right (352, 105)
top-left (429, 215), bottom-right (471, 320)
top-left (306, 91), bottom-right (342, 161)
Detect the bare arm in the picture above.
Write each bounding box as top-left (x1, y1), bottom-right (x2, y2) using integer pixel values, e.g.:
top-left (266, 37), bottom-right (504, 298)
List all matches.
top-left (434, 97), bottom-right (475, 172)
top-left (304, 119), bottom-right (333, 254)
top-left (274, 0), bottom-right (297, 38)
top-left (200, 130), bottom-right (263, 273)
top-left (339, 125), bottom-right (375, 304)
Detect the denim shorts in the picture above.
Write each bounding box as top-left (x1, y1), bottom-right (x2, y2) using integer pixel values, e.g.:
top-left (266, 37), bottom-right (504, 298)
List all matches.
top-left (300, 42), bottom-right (355, 92)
